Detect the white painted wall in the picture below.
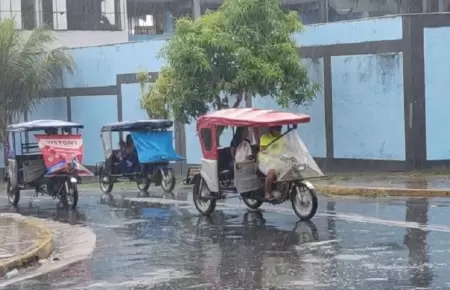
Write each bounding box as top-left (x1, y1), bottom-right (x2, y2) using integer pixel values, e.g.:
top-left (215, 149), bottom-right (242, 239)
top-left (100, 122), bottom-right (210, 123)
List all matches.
top-left (20, 30), bottom-right (129, 48)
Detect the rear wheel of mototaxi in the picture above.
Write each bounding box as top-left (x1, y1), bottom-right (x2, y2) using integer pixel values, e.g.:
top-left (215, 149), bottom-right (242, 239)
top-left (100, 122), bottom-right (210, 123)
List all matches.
top-left (136, 175), bottom-right (150, 192)
top-left (160, 168), bottom-right (176, 193)
top-left (61, 178), bottom-right (79, 210)
top-left (193, 176), bottom-right (216, 216)
top-left (6, 177), bottom-right (20, 206)
top-left (242, 193), bottom-right (263, 210)
top-left (99, 167), bottom-right (114, 194)
top-left (290, 181), bottom-right (318, 221)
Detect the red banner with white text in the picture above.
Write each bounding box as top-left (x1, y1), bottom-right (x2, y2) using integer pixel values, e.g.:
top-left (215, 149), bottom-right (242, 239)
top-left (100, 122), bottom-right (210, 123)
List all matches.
top-left (34, 134), bottom-right (93, 176)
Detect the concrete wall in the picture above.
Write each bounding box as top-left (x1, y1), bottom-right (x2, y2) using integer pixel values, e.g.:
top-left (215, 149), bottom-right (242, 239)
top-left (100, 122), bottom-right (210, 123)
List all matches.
top-left (294, 16), bottom-right (403, 46)
top-left (9, 14), bottom-right (450, 171)
top-left (331, 53), bottom-right (405, 160)
top-left (19, 31), bottom-right (129, 49)
top-left (19, 15), bottom-right (405, 169)
top-left (424, 26), bottom-right (450, 161)
top-left (253, 58), bottom-right (326, 159)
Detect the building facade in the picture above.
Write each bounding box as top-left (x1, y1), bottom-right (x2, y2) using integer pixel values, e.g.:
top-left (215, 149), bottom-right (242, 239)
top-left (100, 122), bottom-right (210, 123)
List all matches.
top-left (0, 0), bottom-right (129, 47)
top-left (127, 0), bottom-right (450, 39)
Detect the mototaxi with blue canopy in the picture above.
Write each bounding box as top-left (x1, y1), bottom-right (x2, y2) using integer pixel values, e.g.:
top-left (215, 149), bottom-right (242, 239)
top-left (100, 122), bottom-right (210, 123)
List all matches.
top-left (96, 120), bottom-right (184, 193)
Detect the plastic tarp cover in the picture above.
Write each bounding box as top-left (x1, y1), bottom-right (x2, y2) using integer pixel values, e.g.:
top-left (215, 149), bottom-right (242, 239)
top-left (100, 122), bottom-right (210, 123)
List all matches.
top-left (131, 131), bottom-right (184, 164)
top-left (258, 130), bottom-right (324, 181)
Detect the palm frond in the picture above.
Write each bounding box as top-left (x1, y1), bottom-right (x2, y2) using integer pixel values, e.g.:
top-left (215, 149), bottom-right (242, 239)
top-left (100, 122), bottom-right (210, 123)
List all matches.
top-left (0, 19), bottom-right (75, 139)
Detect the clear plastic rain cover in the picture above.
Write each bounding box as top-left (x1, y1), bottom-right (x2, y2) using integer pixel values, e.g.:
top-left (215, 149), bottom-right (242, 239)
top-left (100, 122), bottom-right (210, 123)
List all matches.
top-left (258, 130), bottom-right (324, 181)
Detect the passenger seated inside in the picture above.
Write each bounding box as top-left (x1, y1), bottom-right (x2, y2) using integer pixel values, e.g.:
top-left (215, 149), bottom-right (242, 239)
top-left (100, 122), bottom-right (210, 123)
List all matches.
top-left (258, 125), bottom-right (286, 200)
top-left (230, 127), bottom-right (253, 163)
top-left (119, 134), bottom-right (138, 173)
top-left (45, 128), bottom-right (58, 135)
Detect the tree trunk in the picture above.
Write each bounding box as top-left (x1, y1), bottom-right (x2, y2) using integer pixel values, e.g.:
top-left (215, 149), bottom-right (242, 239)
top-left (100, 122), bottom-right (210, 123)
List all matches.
top-left (215, 91), bottom-right (245, 143)
top-left (232, 91), bottom-right (244, 108)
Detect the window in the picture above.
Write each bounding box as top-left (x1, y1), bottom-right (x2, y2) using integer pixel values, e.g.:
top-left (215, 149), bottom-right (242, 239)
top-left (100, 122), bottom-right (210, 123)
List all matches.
top-left (113, 0), bottom-right (122, 32)
top-left (42, 0), bottom-right (53, 28)
top-left (66, 0), bottom-right (121, 31)
top-left (200, 128), bottom-right (213, 151)
top-left (21, 0), bottom-right (36, 29)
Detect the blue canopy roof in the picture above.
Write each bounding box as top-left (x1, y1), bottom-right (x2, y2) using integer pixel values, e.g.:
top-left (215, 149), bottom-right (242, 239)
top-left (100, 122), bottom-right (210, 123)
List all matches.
top-left (101, 120), bottom-right (173, 132)
top-left (131, 131), bottom-right (184, 163)
top-left (6, 120), bottom-right (84, 132)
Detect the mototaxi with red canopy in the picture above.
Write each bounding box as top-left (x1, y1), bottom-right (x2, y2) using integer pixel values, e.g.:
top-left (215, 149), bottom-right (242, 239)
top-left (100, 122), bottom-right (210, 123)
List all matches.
top-left (196, 108), bottom-right (311, 160)
top-left (188, 108), bottom-right (324, 221)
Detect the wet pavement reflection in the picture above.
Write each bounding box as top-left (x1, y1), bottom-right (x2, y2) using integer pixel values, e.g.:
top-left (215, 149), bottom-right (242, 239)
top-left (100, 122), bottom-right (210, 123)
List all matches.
top-left (0, 187), bottom-right (449, 289)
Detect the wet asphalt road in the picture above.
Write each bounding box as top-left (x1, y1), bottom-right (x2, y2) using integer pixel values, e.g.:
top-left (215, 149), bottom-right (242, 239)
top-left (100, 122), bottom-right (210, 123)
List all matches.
top-left (0, 186), bottom-right (450, 289)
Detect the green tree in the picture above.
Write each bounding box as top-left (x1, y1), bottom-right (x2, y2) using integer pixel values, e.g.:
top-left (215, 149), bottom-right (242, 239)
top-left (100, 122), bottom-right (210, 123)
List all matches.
top-left (0, 19), bottom-right (75, 157)
top-left (137, 71), bottom-right (170, 119)
top-left (141, 0), bottom-right (319, 124)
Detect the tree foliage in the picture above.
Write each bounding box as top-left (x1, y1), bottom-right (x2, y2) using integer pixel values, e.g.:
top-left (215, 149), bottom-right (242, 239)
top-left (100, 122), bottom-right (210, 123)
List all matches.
top-left (141, 0), bottom-right (319, 123)
top-left (0, 19), bottom-right (75, 139)
top-left (138, 71), bottom-right (171, 119)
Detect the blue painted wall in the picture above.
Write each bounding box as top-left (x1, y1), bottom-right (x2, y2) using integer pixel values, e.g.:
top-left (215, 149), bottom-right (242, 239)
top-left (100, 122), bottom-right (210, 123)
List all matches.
top-left (28, 97), bottom-right (68, 121)
top-left (293, 16), bottom-right (403, 47)
top-left (27, 97), bottom-right (68, 144)
top-left (253, 58), bottom-right (326, 159)
top-left (70, 95), bottom-right (118, 165)
top-left (57, 41), bottom-right (167, 166)
top-left (130, 16), bottom-right (403, 47)
top-left (424, 27), bottom-right (450, 161)
top-left (61, 16), bottom-right (406, 165)
top-left (0, 16), bottom-right (410, 168)
top-left (332, 53), bottom-right (405, 160)
top-left (62, 40), bottom-right (166, 88)
top-left (121, 84), bottom-right (148, 121)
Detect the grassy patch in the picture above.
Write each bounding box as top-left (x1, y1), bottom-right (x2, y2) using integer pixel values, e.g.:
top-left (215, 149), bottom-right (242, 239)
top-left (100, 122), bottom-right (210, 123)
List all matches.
top-left (321, 190), bottom-right (390, 199)
top-left (407, 169), bottom-right (450, 176)
top-left (320, 169), bottom-right (450, 181)
top-left (360, 190), bottom-right (390, 198)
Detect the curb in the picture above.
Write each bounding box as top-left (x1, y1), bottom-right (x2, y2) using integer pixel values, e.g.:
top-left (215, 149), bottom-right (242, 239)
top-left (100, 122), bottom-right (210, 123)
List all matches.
top-left (0, 215), bottom-right (54, 277)
top-left (316, 184), bottom-right (450, 197)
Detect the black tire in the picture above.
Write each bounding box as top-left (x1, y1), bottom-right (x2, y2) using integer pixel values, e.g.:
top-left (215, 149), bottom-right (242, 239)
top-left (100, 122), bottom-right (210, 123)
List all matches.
top-left (136, 176), bottom-right (151, 192)
top-left (99, 171), bottom-right (114, 194)
top-left (62, 181), bottom-right (79, 210)
top-left (6, 177), bottom-right (20, 206)
top-left (193, 176), bottom-right (216, 216)
top-left (290, 182), bottom-right (318, 221)
top-left (161, 168), bottom-right (176, 193)
top-left (242, 196), bottom-right (263, 210)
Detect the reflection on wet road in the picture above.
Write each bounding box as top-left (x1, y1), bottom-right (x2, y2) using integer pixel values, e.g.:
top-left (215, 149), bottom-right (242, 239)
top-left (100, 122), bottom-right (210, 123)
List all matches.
top-left (0, 188), bottom-right (449, 289)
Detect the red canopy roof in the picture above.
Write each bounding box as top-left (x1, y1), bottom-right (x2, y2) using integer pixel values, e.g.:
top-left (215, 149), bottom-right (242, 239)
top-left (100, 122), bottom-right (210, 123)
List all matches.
top-left (197, 108), bottom-right (311, 128)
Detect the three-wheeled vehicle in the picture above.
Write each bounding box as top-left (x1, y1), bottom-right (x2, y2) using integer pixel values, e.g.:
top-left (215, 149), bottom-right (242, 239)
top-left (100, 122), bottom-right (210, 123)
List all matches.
top-left (186, 108), bottom-right (324, 221)
top-left (4, 120), bottom-right (93, 209)
top-left (95, 120), bottom-right (184, 194)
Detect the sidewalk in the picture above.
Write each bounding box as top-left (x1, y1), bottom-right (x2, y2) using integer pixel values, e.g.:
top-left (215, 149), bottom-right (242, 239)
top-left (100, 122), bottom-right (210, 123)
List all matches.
top-left (0, 214), bottom-right (53, 277)
top-left (0, 213), bottom-right (96, 287)
top-left (316, 172), bottom-right (450, 197)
